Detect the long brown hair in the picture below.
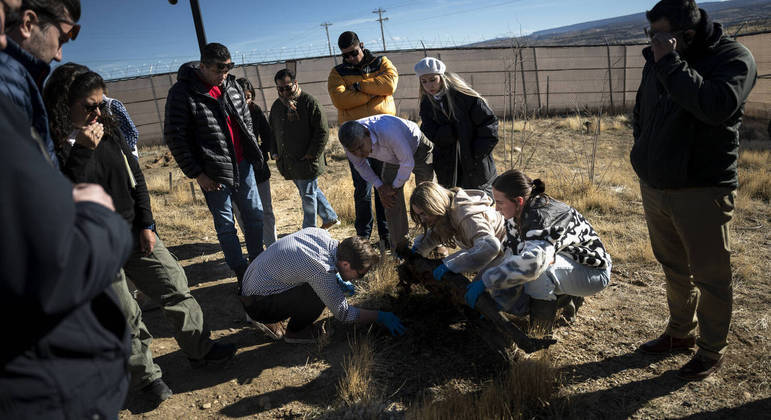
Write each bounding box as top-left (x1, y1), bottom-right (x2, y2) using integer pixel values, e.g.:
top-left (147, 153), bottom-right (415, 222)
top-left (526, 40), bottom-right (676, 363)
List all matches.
top-left (409, 181), bottom-right (461, 248)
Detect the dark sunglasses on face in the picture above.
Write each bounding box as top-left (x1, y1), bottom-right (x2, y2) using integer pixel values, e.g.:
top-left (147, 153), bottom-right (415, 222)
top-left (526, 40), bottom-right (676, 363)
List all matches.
top-left (35, 8), bottom-right (80, 42)
top-left (341, 49), bottom-right (360, 59)
top-left (84, 101), bottom-right (106, 113)
top-left (644, 26), bottom-right (687, 40)
top-left (276, 84), bottom-right (294, 92)
top-left (208, 61), bottom-right (235, 72)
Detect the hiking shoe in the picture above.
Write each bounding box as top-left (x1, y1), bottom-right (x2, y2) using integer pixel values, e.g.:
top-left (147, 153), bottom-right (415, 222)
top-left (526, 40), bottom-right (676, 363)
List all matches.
top-left (639, 333), bottom-right (696, 354)
top-left (139, 378), bottom-right (172, 402)
top-left (253, 320), bottom-right (285, 341)
top-left (284, 323), bottom-right (334, 344)
top-left (321, 219), bottom-right (341, 230)
top-left (189, 341), bottom-right (237, 368)
top-left (678, 354), bottom-right (724, 381)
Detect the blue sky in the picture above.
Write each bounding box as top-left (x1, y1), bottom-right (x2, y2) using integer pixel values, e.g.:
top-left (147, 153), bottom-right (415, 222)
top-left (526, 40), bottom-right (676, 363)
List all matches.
top-left (63, 0), bottom-right (684, 79)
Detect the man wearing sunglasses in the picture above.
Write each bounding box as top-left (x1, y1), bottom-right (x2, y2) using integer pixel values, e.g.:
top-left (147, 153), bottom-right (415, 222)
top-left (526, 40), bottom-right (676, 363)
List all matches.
top-left (328, 31), bottom-right (399, 252)
top-left (0, 0), bottom-right (80, 168)
top-left (165, 42), bottom-right (266, 288)
top-left (632, 0), bottom-right (757, 381)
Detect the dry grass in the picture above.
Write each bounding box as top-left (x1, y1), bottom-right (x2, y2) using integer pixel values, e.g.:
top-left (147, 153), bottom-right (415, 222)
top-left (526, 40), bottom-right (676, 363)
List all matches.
top-left (337, 333), bottom-right (377, 406)
top-left (738, 149), bottom-right (770, 202)
top-left (554, 114), bottom-right (630, 133)
top-left (407, 350), bottom-right (558, 420)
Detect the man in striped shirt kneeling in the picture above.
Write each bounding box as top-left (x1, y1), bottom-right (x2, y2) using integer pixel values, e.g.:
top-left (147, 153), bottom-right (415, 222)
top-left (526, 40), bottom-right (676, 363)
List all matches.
top-left (240, 228), bottom-right (405, 343)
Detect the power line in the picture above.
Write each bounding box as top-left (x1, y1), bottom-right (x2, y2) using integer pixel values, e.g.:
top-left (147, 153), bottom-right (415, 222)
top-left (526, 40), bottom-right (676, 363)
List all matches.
top-left (373, 8), bottom-right (389, 51)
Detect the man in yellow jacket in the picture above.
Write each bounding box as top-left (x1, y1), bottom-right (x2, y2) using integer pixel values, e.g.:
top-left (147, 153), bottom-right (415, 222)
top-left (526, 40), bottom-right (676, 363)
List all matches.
top-left (328, 31), bottom-right (398, 249)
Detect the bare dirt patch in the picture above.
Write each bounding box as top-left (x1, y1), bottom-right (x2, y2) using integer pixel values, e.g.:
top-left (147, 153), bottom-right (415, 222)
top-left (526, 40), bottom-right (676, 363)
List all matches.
top-left (121, 117), bottom-right (770, 419)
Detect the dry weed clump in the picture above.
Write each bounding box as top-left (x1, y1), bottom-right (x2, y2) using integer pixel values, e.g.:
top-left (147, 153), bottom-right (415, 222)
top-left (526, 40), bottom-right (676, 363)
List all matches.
top-left (545, 178), bottom-right (623, 215)
top-left (738, 149), bottom-right (770, 202)
top-left (554, 114), bottom-right (630, 133)
top-left (337, 333), bottom-right (377, 406)
top-left (355, 259), bottom-right (400, 307)
top-left (320, 175), bottom-right (356, 224)
top-left (407, 351), bottom-right (557, 420)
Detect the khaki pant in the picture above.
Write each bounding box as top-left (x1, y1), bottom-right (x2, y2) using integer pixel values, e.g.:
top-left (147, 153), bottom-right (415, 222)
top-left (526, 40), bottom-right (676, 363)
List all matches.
top-left (640, 183), bottom-right (735, 360)
top-left (381, 135), bottom-right (435, 251)
top-left (111, 232), bottom-right (212, 389)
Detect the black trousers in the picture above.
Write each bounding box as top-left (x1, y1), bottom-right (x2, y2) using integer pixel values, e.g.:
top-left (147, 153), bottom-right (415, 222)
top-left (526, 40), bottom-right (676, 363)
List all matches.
top-left (240, 284), bottom-right (326, 332)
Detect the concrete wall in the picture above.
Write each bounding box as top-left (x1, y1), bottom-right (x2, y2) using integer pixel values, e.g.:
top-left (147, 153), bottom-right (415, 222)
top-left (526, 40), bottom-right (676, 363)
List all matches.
top-left (105, 32), bottom-right (771, 147)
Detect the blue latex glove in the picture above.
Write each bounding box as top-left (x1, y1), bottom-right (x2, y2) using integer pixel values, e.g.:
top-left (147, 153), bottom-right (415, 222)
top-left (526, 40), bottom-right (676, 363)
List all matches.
top-left (376, 311), bottom-right (406, 336)
top-left (465, 280), bottom-right (486, 309)
top-left (432, 263), bottom-right (450, 281)
top-left (336, 273), bottom-right (355, 297)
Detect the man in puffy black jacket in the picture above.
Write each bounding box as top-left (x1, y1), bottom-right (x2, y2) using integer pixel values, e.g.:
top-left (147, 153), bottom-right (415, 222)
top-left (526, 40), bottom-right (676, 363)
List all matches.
top-left (632, 0), bottom-right (756, 381)
top-left (0, 94), bottom-right (133, 417)
top-left (164, 42), bottom-right (266, 286)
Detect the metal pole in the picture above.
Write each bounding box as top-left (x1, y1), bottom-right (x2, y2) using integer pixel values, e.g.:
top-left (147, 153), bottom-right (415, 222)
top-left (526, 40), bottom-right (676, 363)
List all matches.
top-left (321, 22), bottom-right (337, 65)
top-left (606, 42), bottom-right (615, 114)
top-left (189, 0), bottom-right (207, 55)
top-left (373, 8), bottom-right (388, 51)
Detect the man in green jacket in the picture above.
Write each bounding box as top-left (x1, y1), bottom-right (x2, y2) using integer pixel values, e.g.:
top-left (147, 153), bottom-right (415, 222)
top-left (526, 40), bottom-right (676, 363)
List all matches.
top-left (270, 69), bottom-right (339, 230)
top-left (632, 0), bottom-right (756, 381)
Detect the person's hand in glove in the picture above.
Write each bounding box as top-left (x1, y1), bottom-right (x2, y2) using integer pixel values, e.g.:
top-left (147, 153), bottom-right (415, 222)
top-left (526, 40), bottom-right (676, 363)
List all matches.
top-left (465, 280), bottom-right (486, 309)
top-left (336, 273), bottom-right (355, 297)
top-left (376, 311), bottom-right (406, 336)
top-left (432, 263), bottom-right (450, 281)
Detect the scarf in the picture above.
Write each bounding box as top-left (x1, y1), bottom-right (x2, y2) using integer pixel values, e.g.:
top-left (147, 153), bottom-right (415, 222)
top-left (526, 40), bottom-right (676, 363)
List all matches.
top-left (279, 85), bottom-right (302, 121)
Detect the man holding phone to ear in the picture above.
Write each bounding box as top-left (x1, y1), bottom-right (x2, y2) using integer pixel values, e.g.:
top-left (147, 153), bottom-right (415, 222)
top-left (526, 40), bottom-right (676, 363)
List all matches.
top-left (631, 0), bottom-right (756, 381)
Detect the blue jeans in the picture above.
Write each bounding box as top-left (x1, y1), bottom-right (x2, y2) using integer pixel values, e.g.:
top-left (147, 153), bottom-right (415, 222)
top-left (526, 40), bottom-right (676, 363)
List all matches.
top-left (203, 160), bottom-right (264, 272)
top-left (293, 178), bottom-right (338, 228)
top-left (349, 159), bottom-right (389, 242)
top-left (523, 253), bottom-right (612, 301)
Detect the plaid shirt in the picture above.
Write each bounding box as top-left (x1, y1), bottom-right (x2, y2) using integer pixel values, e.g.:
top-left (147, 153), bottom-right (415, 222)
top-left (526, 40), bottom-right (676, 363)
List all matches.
top-left (241, 228), bottom-right (360, 322)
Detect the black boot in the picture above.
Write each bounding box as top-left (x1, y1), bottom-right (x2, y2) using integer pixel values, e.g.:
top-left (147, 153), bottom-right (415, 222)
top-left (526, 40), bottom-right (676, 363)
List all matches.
top-left (557, 295), bottom-right (584, 323)
top-left (529, 298), bottom-right (558, 338)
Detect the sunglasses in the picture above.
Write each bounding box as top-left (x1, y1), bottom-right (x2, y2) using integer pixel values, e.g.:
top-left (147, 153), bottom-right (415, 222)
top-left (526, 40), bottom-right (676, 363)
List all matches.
top-left (35, 8), bottom-right (80, 42)
top-left (341, 49), bottom-right (360, 60)
top-left (83, 101), bottom-right (106, 113)
top-left (276, 84), bottom-right (294, 92)
top-left (644, 27), bottom-right (687, 40)
top-left (207, 61), bottom-right (235, 73)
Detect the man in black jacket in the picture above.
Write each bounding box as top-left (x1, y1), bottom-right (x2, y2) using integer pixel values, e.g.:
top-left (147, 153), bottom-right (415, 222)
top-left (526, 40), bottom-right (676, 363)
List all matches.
top-left (632, 0), bottom-right (757, 381)
top-left (0, 81), bottom-right (133, 419)
top-left (164, 43), bottom-right (265, 287)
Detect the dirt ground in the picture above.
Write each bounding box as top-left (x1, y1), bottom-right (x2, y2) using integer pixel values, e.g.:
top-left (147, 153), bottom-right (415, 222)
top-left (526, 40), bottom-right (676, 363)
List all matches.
top-left (120, 116), bottom-right (770, 419)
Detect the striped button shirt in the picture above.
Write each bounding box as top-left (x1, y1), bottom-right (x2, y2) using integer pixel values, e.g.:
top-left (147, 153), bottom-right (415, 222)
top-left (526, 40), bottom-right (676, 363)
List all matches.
top-left (241, 228), bottom-right (360, 322)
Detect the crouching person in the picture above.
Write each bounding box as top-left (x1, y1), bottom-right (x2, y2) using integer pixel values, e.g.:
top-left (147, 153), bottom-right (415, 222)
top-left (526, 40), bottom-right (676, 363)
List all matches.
top-left (239, 228), bottom-right (406, 342)
top-left (464, 169), bottom-right (612, 337)
top-left (409, 181), bottom-right (506, 282)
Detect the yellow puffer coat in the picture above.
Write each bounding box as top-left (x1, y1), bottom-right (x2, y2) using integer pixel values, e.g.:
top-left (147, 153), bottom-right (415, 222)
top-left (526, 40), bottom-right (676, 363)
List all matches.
top-left (327, 52), bottom-right (398, 124)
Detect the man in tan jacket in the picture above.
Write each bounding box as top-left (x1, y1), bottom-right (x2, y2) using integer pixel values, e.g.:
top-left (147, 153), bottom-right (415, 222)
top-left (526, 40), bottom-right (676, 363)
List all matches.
top-left (328, 31), bottom-right (398, 249)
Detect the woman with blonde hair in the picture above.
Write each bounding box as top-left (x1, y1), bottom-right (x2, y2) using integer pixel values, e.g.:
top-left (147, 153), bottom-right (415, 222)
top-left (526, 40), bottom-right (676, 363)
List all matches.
top-left (409, 181), bottom-right (506, 282)
top-left (414, 57), bottom-right (498, 196)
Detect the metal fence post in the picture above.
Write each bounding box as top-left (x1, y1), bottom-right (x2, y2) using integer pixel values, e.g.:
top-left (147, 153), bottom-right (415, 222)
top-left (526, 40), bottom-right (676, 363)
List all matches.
top-left (606, 43), bottom-right (615, 114)
top-left (532, 47), bottom-right (542, 113)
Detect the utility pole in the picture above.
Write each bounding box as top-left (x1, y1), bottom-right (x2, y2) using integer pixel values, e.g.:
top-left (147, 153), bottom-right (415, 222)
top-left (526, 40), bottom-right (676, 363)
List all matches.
top-left (321, 22), bottom-right (337, 65)
top-left (169, 0), bottom-right (207, 55)
top-left (372, 8), bottom-right (388, 51)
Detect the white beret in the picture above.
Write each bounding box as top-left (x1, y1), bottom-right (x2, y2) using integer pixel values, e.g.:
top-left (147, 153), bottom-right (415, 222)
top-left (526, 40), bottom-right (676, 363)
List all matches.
top-left (414, 57), bottom-right (446, 77)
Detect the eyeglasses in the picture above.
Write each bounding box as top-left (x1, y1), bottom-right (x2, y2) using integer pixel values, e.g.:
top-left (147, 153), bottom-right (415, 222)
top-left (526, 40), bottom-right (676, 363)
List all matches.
top-left (644, 26), bottom-right (687, 40)
top-left (83, 101), bottom-right (106, 113)
top-left (34, 8), bottom-right (80, 42)
top-left (207, 61), bottom-right (234, 73)
top-left (341, 49), bottom-right (360, 60)
top-left (276, 84), bottom-right (294, 92)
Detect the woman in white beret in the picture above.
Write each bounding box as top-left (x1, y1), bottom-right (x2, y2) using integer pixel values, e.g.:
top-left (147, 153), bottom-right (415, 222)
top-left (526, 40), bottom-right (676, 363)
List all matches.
top-left (414, 57), bottom-right (499, 196)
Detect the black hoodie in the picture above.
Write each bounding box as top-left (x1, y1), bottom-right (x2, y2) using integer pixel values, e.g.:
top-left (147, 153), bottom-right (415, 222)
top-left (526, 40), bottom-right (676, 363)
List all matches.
top-left (631, 9), bottom-right (757, 189)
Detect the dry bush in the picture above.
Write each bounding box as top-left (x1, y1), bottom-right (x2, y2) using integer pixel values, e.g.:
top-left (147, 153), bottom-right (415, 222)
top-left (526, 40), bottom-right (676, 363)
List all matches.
top-left (738, 149), bottom-right (770, 202)
top-left (407, 351), bottom-right (557, 420)
top-left (337, 333), bottom-right (377, 406)
top-left (320, 174), bottom-right (356, 224)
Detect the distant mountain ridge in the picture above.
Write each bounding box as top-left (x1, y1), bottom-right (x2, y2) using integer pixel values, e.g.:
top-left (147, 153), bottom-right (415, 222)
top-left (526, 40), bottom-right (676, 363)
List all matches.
top-left (469, 0), bottom-right (771, 47)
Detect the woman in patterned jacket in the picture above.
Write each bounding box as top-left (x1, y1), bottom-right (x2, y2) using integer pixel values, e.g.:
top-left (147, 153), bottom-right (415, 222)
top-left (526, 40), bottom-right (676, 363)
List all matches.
top-left (464, 169), bottom-right (612, 337)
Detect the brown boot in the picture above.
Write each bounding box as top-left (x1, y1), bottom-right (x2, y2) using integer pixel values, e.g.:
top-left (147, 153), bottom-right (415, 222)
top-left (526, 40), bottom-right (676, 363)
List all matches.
top-left (639, 333), bottom-right (696, 354)
top-left (678, 354), bottom-right (724, 381)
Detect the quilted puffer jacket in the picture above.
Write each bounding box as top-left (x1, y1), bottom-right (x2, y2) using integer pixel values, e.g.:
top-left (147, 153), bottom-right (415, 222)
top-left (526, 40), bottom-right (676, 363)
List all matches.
top-left (164, 62), bottom-right (264, 189)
